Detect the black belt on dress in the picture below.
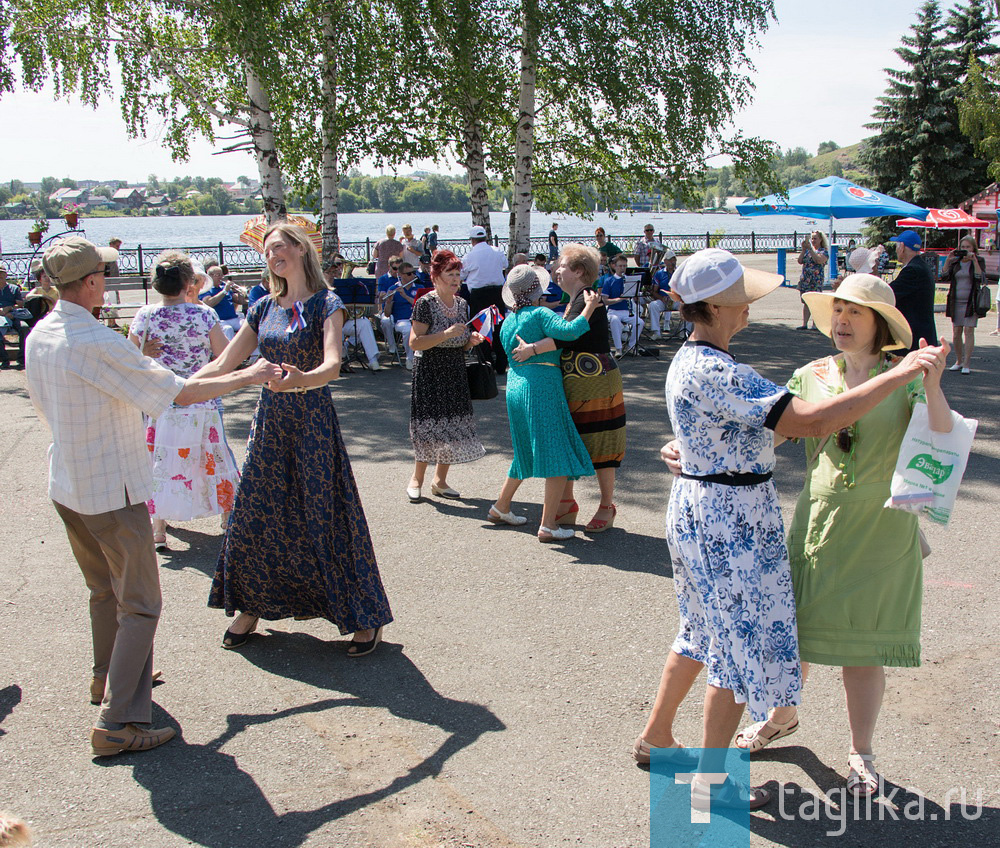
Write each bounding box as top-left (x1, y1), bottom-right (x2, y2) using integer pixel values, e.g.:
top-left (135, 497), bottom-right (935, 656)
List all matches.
top-left (680, 471), bottom-right (773, 486)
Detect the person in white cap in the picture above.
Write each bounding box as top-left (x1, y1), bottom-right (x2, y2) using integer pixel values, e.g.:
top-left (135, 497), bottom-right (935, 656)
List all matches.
top-left (632, 249), bottom-right (947, 810)
top-left (461, 225), bottom-right (509, 373)
top-left (734, 273), bottom-right (953, 801)
top-left (25, 236), bottom-right (281, 756)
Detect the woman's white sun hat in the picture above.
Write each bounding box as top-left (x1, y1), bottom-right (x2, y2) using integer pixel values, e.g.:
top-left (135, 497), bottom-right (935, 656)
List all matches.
top-left (848, 247), bottom-right (874, 274)
top-left (670, 248), bottom-right (783, 305)
top-left (802, 273), bottom-right (912, 350)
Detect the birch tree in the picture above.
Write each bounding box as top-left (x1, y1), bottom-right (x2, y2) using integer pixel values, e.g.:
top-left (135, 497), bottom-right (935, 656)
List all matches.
top-left (5, 0), bottom-right (290, 221)
top-left (503, 0), bottom-right (780, 253)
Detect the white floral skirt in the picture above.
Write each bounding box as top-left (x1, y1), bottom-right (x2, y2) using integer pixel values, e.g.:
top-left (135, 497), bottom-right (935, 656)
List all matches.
top-left (145, 406), bottom-right (240, 521)
top-left (665, 478), bottom-right (802, 721)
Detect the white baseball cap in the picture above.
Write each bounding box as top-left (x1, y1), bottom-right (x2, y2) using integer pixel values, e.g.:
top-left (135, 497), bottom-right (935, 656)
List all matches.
top-left (670, 248), bottom-right (781, 306)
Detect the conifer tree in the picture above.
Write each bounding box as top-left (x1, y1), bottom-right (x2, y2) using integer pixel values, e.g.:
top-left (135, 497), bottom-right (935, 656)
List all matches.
top-left (859, 0), bottom-right (990, 240)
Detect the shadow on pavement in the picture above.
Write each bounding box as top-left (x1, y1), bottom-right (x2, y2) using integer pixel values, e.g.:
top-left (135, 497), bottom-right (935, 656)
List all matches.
top-left (97, 639), bottom-right (503, 848)
top-left (0, 684), bottom-right (21, 736)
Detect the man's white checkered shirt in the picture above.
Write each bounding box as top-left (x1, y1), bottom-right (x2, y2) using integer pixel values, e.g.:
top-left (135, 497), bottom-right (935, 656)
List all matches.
top-left (26, 300), bottom-right (185, 515)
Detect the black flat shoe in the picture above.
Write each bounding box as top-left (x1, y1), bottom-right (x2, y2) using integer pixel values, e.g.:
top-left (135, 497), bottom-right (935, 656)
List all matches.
top-left (222, 616), bottom-right (259, 649)
top-left (346, 626), bottom-right (383, 657)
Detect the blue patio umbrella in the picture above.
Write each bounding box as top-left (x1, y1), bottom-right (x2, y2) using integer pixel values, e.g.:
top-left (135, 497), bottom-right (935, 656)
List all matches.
top-left (737, 177), bottom-right (928, 279)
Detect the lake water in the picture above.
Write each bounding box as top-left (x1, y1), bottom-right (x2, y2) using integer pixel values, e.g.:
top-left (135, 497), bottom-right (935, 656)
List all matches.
top-left (0, 210), bottom-right (857, 255)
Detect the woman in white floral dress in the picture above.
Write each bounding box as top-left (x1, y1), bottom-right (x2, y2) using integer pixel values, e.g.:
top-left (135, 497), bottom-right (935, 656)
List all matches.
top-left (632, 249), bottom-right (946, 810)
top-left (129, 251), bottom-right (240, 550)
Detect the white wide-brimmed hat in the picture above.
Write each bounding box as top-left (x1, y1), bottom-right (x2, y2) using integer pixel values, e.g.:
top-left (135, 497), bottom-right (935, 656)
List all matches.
top-left (802, 274), bottom-right (911, 350)
top-left (670, 248), bottom-right (782, 305)
top-left (848, 247), bottom-right (874, 274)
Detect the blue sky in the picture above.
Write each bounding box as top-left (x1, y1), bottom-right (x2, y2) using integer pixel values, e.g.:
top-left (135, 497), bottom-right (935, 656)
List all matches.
top-left (0, 2), bottom-right (944, 183)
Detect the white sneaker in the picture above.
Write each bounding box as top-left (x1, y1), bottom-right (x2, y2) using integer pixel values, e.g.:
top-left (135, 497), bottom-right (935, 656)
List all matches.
top-left (405, 358), bottom-right (414, 371)
top-left (652, 332), bottom-right (662, 340)
top-left (948, 363), bottom-right (961, 371)
top-left (368, 359), bottom-right (382, 371)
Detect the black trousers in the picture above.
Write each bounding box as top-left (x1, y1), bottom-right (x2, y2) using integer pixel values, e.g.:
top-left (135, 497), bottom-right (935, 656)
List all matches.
top-left (468, 285), bottom-right (508, 374)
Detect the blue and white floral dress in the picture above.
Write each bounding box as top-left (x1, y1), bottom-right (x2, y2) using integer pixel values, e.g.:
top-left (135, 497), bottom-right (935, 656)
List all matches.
top-left (664, 341), bottom-right (801, 721)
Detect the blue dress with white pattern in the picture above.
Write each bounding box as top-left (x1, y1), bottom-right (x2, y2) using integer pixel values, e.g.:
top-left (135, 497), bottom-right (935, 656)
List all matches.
top-left (664, 341), bottom-right (801, 720)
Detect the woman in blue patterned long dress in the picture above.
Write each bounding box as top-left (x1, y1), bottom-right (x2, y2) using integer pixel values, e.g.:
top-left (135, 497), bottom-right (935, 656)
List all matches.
top-left (206, 223), bottom-right (392, 657)
top-left (797, 230), bottom-right (829, 330)
top-left (633, 249), bottom-right (937, 809)
top-left (487, 266), bottom-right (600, 542)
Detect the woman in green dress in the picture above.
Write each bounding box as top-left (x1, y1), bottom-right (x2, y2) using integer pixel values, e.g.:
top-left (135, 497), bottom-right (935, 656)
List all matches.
top-left (488, 266), bottom-right (601, 542)
top-left (734, 274), bottom-right (954, 798)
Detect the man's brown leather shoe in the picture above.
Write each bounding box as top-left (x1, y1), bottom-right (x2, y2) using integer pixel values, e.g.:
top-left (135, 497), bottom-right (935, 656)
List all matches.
top-left (90, 724), bottom-right (176, 756)
top-left (90, 670), bottom-right (162, 705)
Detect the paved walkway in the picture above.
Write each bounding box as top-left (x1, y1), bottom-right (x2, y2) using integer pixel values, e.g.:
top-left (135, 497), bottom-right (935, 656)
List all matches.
top-left (0, 284), bottom-right (997, 847)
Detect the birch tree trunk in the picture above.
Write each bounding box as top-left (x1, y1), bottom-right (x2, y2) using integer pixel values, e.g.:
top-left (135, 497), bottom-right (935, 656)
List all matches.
top-left (319, 5), bottom-right (340, 262)
top-left (508, 0), bottom-right (538, 258)
top-left (246, 64), bottom-right (287, 223)
top-left (461, 108), bottom-right (492, 240)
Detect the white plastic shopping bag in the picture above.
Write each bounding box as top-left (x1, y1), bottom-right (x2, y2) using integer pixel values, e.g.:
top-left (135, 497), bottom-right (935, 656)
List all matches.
top-left (885, 404), bottom-right (977, 525)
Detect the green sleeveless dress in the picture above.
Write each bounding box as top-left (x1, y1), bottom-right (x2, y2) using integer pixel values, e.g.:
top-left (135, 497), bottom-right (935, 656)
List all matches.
top-left (786, 355), bottom-right (925, 667)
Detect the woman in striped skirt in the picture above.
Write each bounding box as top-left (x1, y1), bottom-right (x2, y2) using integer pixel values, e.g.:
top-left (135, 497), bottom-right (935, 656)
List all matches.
top-left (511, 243), bottom-right (625, 532)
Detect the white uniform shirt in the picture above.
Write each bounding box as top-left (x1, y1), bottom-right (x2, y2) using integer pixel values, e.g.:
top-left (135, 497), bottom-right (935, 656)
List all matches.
top-left (400, 236), bottom-right (422, 267)
top-left (461, 241), bottom-right (508, 289)
top-left (26, 300), bottom-right (185, 514)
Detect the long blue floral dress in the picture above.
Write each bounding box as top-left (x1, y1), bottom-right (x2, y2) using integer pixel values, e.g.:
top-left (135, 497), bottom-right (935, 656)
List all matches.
top-left (209, 289), bottom-right (392, 634)
top-left (664, 341), bottom-right (801, 721)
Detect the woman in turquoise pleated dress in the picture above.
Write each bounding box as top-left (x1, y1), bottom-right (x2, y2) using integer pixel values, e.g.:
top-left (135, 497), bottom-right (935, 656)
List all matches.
top-left (488, 266), bottom-right (601, 542)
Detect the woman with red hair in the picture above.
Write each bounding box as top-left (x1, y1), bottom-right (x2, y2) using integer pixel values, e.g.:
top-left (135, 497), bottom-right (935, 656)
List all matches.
top-left (407, 250), bottom-right (487, 501)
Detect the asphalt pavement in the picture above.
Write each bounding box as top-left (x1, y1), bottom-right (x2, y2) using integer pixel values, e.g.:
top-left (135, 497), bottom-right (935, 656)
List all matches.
top-left (0, 278), bottom-right (998, 847)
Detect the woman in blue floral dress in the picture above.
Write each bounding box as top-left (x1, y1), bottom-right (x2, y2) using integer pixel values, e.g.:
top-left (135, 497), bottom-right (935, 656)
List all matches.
top-left (205, 223), bottom-right (392, 657)
top-left (797, 230), bottom-right (829, 330)
top-left (633, 249), bottom-right (939, 809)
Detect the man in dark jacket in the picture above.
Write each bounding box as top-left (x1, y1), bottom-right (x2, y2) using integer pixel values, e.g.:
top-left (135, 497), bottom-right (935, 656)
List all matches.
top-left (889, 230), bottom-right (938, 350)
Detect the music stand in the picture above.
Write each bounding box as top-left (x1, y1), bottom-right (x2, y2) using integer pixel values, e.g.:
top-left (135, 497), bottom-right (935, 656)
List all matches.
top-left (619, 270), bottom-right (657, 357)
top-left (332, 278), bottom-right (376, 370)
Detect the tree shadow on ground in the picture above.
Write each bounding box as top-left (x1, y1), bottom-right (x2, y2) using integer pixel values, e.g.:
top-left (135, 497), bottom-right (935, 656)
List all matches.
top-left (97, 640), bottom-right (503, 848)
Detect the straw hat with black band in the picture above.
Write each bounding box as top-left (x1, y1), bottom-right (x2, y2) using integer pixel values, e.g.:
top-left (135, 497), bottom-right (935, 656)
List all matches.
top-left (669, 248), bottom-right (782, 305)
top-left (802, 274), bottom-right (912, 351)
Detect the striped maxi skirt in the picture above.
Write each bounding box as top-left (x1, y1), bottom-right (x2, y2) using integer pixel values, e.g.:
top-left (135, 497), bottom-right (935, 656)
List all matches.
top-left (560, 351), bottom-right (626, 469)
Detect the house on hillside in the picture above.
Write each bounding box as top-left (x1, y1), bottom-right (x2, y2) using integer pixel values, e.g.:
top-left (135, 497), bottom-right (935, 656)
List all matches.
top-left (113, 187), bottom-right (144, 208)
top-left (144, 194), bottom-right (170, 209)
top-left (49, 187), bottom-right (73, 203)
top-left (226, 180), bottom-right (259, 200)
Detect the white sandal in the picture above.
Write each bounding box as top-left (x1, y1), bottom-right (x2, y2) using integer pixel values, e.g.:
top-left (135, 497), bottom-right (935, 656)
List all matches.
top-left (488, 505), bottom-right (527, 526)
top-left (734, 713), bottom-right (799, 752)
top-left (847, 751), bottom-right (879, 798)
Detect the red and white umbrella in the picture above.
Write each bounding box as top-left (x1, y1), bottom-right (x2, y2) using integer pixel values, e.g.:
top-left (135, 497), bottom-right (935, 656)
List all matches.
top-left (895, 208), bottom-right (988, 229)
